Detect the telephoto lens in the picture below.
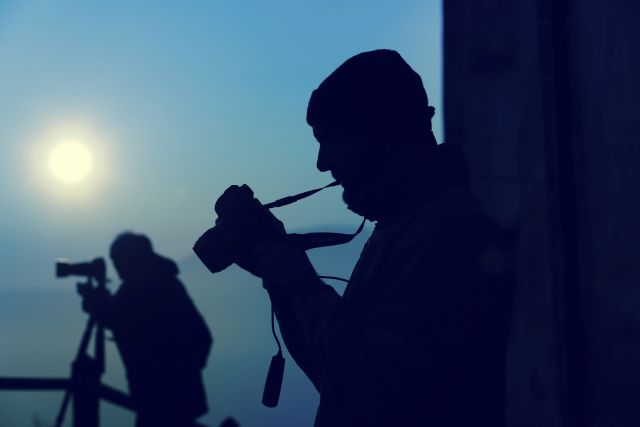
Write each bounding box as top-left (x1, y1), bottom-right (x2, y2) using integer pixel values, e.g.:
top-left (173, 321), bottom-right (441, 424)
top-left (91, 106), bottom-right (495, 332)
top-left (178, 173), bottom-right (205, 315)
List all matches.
top-left (55, 258), bottom-right (106, 281)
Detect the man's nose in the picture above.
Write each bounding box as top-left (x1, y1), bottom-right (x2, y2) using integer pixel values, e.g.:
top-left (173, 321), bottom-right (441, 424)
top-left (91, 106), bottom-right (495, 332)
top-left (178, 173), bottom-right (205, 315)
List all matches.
top-left (316, 145), bottom-right (332, 172)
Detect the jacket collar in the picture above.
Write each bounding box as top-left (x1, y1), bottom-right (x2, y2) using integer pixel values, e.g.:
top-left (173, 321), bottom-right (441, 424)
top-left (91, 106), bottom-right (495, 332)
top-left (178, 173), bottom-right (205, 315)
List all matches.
top-left (361, 142), bottom-right (470, 226)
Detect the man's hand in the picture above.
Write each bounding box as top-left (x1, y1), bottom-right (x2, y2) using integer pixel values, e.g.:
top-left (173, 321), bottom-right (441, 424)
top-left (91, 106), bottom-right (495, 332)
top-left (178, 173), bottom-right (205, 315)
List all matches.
top-left (77, 283), bottom-right (111, 315)
top-left (243, 241), bottom-right (320, 290)
top-left (215, 185), bottom-right (286, 238)
top-left (213, 184), bottom-right (320, 291)
top-left (214, 184), bottom-right (290, 273)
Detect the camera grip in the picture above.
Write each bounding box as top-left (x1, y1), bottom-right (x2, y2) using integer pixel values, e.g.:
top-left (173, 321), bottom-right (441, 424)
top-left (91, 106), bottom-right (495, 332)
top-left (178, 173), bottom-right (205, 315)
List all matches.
top-left (215, 184), bottom-right (255, 219)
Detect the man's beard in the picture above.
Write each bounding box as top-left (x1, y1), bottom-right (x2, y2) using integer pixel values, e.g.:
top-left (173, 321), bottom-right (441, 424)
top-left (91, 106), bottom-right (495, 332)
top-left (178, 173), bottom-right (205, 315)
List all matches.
top-left (341, 179), bottom-right (373, 218)
top-left (337, 158), bottom-right (388, 219)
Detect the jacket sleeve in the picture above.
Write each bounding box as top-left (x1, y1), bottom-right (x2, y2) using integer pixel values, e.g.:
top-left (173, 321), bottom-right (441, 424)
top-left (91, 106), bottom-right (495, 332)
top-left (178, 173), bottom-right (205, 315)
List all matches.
top-left (157, 279), bottom-right (213, 370)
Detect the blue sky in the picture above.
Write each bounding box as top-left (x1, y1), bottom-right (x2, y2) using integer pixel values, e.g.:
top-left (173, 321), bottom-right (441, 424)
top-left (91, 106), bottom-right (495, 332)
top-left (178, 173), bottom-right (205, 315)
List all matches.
top-left (0, 1), bottom-right (442, 425)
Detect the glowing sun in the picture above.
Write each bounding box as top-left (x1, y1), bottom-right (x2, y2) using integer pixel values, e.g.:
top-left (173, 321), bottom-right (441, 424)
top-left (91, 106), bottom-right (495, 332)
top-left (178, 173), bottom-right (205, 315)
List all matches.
top-left (48, 142), bottom-right (93, 183)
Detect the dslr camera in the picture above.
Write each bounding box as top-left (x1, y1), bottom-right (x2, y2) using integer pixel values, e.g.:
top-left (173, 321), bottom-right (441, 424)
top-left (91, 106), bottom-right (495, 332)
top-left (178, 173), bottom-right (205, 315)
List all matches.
top-left (194, 184), bottom-right (285, 274)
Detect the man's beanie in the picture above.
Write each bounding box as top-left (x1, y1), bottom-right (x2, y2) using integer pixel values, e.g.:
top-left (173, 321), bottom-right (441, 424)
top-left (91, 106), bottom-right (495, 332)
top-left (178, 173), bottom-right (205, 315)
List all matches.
top-left (110, 231), bottom-right (153, 265)
top-left (306, 49), bottom-right (434, 141)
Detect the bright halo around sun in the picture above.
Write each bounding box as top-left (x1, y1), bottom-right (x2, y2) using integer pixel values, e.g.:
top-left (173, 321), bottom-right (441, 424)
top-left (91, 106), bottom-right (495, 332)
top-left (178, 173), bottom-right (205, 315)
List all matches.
top-left (48, 141), bottom-right (93, 184)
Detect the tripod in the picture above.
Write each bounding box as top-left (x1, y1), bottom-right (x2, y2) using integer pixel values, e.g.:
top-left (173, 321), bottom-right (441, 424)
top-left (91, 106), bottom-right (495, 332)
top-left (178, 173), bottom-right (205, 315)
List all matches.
top-left (0, 275), bottom-right (134, 427)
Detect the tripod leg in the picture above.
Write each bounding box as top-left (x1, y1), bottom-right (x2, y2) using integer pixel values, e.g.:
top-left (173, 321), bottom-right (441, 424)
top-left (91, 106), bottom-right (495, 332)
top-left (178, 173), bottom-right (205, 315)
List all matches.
top-left (54, 317), bottom-right (97, 427)
top-left (54, 389), bottom-right (73, 427)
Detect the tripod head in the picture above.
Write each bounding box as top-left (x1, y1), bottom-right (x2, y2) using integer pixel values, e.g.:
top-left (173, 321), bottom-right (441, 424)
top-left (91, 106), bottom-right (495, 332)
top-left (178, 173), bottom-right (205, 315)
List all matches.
top-left (52, 257), bottom-right (113, 427)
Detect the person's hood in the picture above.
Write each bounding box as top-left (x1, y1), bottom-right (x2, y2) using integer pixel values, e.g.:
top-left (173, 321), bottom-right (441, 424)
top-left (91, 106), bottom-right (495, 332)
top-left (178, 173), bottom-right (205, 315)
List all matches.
top-left (121, 252), bottom-right (179, 283)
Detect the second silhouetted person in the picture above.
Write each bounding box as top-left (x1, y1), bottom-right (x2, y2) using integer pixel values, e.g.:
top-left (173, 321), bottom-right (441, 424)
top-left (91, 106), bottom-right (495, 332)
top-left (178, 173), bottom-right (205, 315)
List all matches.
top-left (81, 232), bottom-right (212, 427)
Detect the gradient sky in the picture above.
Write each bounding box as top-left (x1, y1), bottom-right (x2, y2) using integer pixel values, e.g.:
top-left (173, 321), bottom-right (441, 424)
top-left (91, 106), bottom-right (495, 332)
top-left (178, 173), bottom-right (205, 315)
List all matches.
top-left (0, 1), bottom-right (442, 426)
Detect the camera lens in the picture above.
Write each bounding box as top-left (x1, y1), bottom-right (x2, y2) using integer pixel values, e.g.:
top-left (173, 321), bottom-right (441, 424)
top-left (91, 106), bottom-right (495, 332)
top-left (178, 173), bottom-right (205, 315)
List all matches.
top-left (56, 260), bottom-right (71, 277)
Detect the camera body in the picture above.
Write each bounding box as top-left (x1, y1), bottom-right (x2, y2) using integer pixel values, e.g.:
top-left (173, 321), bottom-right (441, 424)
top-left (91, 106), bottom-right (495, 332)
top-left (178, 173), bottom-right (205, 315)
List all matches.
top-left (56, 257), bottom-right (106, 283)
top-left (194, 184), bottom-right (285, 274)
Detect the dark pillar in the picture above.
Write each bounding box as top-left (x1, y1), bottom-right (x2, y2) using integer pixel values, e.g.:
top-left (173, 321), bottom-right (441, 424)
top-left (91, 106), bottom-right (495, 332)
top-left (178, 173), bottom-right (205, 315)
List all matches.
top-left (443, 1), bottom-right (640, 426)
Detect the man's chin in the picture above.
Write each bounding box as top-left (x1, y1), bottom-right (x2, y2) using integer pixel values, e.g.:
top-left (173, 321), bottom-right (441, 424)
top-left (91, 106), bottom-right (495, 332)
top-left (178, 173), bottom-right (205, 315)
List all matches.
top-left (341, 185), bottom-right (369, 217)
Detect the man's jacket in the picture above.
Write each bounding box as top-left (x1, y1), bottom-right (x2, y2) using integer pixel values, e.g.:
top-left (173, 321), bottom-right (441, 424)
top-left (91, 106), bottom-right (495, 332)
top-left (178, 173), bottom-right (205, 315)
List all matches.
top-left (96, 254), bottom-right (212, 419)
top-left (267, 143), bottom-right (514, 427)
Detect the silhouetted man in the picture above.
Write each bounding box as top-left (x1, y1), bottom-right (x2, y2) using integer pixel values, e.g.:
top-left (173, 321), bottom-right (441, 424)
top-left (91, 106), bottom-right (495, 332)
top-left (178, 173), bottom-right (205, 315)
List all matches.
top-left (225, 50), bottom-right (514, 426)
top-left (81, 232), bottom-right (212, 427)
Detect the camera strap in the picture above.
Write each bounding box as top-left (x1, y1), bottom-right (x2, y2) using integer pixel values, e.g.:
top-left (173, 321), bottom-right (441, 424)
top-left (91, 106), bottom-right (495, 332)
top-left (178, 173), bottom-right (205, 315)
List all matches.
top-left (261, 181), bottom-right (366, 408)
top-left (265, 180), bottom-right (367, 251)
top-left (264, 180), bottom-right (340, 209)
